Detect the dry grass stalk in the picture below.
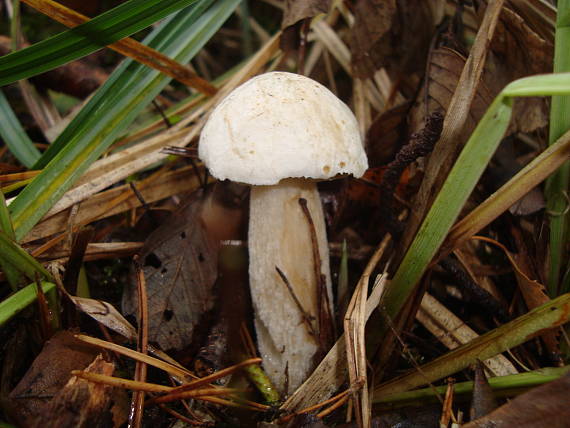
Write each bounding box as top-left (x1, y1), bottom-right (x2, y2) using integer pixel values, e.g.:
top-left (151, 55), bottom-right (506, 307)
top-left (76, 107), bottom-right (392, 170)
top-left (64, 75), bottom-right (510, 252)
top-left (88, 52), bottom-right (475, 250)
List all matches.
top-left (23, 166), bottom-right (203, 243)
top-left (416, 293), bottom-right (517, 376)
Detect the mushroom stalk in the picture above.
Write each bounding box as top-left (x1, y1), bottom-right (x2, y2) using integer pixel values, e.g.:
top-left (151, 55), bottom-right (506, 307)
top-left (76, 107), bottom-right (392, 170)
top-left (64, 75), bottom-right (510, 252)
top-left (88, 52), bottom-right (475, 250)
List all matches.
top-left (249, 178), bottom-right (333, 393)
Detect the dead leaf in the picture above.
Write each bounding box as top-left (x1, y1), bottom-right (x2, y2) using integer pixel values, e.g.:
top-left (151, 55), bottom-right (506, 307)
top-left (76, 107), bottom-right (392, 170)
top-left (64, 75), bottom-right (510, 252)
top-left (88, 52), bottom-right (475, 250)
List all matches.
top-left (8, 331), bottom-right (101, 426)
top-left (122, 190), bottom-right (218, 352)
top-left (36, 354), bottom-right (120, 428)
top-left (471, 236), bottom-right (560, 362)
top-left (351, 0), bottom-right (440, 79)
top-left (484, 6), bottom-right (553, 134)
top-left (365, 102), bottom-right (410, 168)
top-left (350, 0), bottom-right (396, 79)
top-left (463, 372), bottom-right (570, 428)
top-left (470, 361), bottom-right (498, 420)
top-left (70, 296), bottom-right (137, 341)
top-left (408, 47), bottom-right (493, 138)
top-left (281, 0), bottom-right (331, 29)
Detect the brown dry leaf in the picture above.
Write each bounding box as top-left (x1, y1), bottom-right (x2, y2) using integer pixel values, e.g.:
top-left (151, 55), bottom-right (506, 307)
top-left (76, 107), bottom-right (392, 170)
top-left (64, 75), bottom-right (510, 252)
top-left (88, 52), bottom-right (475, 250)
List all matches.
top-left (71, 296), bottom-right (137, 341)
top-left (350, 0), bottom-right (440, 79)
top-left (365, 102), bottom-right (410, 167)
top-left (470, 361), bottom-right (498, 420)
top-left (463, 372), bottom-right (570, 428)
top-left (472, 236), bottom-right (559, 359)
top-left (408, 47), bottom-right (493, 138)
top-left (484, 6), bottom-right (552, 133)
top-left (473, 237), bottom-right (549, 312)
top-left (350, 0), bottom-right (396, 79)
top-left (36, 354), bottom-right (120, 428)
top-left (122, 190), bottom-right (218, 352)
top-left (282, 0), bottom-right (331, 28)
top-left (8, 331), bottom-right (101, 426)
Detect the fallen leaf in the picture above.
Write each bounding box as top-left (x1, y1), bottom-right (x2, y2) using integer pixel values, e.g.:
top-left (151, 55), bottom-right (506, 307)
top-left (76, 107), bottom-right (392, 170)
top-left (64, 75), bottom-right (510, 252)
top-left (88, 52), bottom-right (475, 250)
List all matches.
top-left (471, 236), bottom-right (560, 362)
top-left (408, 47), bottom-right (493, 138)
top-left (8, 331), bottom-right (101, 426)
top-left (365, 102), bottom-right (410, 168)
top-left (484, 6), bottom-right (552, 134)
top-left (463, 372), bottom-right (570, 428)
top-left (350, 0), bottom-right (396, 79)
top-left (281, 0), bottom-right (331, 29)
top-left (280, 0), bottom-right (331, 62)
top-left (122, 190), bottom-right (218, 352)
top-left (36, 354), bottom-right (120, 428)
top-left (470, 360), bottom-right (498, 420)
top-left (351, 0), bottom-right (440, 79)
top-left (70, 296), bottom-right (137, 341)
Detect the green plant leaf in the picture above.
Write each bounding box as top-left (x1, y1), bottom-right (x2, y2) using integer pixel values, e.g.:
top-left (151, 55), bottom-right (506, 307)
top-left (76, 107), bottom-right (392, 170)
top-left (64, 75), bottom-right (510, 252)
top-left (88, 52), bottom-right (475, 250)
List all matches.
top-left (374, 366), bottom-right (570, 409)
top-left (547, 0), bottom-right (570, 296)
top-left (0, 281), bottom-right (55, 326)
top-left (9, 0), bottom-right (240, 241)
top-left (0, 90), bottom-right (41, 167)
top-left (0, 0), bottom-right (203, 86)
top-left (0, 229), bottom-right (52, 281)
top-left (0, 191), bottom-right (22, 290)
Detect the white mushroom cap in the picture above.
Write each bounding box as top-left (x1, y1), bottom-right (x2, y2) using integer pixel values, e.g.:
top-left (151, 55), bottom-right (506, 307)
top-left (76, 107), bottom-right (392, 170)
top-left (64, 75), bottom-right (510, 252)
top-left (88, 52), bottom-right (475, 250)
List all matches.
top-left (199, 72), bottom-right (368, 185)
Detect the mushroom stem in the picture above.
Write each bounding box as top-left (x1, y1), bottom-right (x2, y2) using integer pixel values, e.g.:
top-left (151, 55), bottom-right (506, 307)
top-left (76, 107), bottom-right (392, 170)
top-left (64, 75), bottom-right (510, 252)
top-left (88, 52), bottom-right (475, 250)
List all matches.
top-left (248, 178), bottom-right (333, 393)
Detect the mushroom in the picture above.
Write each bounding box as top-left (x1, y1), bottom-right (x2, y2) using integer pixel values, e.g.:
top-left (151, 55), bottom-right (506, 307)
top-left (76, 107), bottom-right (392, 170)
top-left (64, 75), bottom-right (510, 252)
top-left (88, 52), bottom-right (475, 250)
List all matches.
top-left (199, 72), bottom-right (368, 393)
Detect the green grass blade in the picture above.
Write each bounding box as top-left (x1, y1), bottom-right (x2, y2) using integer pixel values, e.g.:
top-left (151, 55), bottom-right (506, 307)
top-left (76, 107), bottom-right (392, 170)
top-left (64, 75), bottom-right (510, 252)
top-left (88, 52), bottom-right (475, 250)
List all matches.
top-left (381, 95), bottom-right (512, 323)
top-left (0, 191), bottom-right (22, 290)
top-left (0, 0), bottom-right (202, 86)
top-left (9, 0), bottom-right (240, 241)
top-left (0, 281), bottom-right (55, 326)
top-left (378, 72), bottom-right (570, 342)
top-left (0, 90), bottom-right (41, 167)
top-left (0, 229), bottom-right (52, 280)
top-left (32, 0), bottom-right (216, 168)
top-left (0, 189), bottom-right (15, 239)
top-left (374, 366), bottom-right (570, 409)
top-left (546, 0), bottom-right (570, 295)
top-left (374, 293), bottom-right (570, 397)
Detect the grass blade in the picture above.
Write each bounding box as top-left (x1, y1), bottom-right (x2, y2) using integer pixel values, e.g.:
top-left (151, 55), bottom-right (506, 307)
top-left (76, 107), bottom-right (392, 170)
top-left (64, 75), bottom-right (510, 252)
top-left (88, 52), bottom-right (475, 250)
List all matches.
top-left (374, 366), bottom-right (570, 409)
top-left (31, 0), bottom-right (216, 169)
top-left (0, 90), bottom-right (41, 167)
top-left (23, 0), bottom-right (217, 95)
top-left (9, 0), bottom-right (240, 240)
top-left (381, 95), bottom-right (513, 323)
top-left (378, 72), bottom-right (570, 344)
top-left (441, 128), bottom-right (570, 258)
top-left (0, 191), bottom-right (22, 290)
top-left (374, 293), bottom-right (570, 398)
top-left (0, 229), bottom-right (52, 280)
top-left (546, 1), bottom-right (570, 295)
top-left (0, 0), bottom-right (202, 86)
top-left (0, 281), bottom-right (55, 326)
